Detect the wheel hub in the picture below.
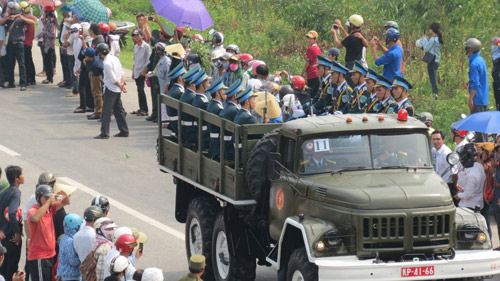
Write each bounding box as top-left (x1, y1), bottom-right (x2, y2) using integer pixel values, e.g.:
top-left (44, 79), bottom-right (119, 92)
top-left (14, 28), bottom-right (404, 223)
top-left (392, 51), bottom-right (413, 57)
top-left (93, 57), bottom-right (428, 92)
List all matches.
top-left (189, 218), bottom-right (203, 255)
top-left (215, 230), bottom-right (230, 279)
top-left (291, 270), bottom-right (305, 281)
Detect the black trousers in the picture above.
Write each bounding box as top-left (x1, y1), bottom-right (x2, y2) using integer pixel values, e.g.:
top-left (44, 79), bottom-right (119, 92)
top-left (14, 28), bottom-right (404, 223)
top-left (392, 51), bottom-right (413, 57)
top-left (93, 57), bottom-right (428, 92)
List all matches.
top-left (4, 42), bottom-right (26, 86)
top-left (100, 88), bottom-right (129, 137)
top-left (27, 257), bottom-right (54, 281)
top-left (135, 76), bottom-right (148, 112)
top-left (24, 45), bottom-right (36, 84)
top-left (0, 233), bottom-right (22, 281)
top-left (66, 55), bottom-right (78, 93)
top-left (78, 68), bottom-right (93, 109)
top-left (493, 80), bottom-right (500, 111)
top-left (307, 77), bottom-right (320, 100)
top-left (42, 48), bottom-right (55, 82)
top-left (60, 51), bottom-right (70, 84)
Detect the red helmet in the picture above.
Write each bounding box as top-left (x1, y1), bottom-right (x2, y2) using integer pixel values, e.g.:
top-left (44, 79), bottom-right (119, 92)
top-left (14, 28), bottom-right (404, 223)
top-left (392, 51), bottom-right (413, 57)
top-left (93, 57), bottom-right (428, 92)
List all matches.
top-left (99, 23), bottom-right (110, 34)
top-left (239, 53), bottom-right (253, 65)
top-left (44, 5), bottom-right (54, 12)
top-left (291, 76), bottom-right (306, 91)
top-left (397, 109), bottom-right (408, 121)
top-left (192, 34), bottom-right (204, 42)
top-left (115, 234), bottom-right (137, 253)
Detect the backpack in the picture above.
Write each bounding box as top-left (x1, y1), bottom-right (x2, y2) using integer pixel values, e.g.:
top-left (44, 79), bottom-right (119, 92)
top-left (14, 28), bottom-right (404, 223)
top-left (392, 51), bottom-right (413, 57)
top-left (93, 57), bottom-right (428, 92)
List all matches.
top-left (79, 242), bottom-right (106, 281)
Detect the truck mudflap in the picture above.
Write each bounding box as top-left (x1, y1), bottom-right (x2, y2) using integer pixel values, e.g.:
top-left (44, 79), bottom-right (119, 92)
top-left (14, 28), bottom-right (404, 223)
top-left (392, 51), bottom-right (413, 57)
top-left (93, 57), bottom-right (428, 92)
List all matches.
top-left (315, 249), bottom-right (500, 281)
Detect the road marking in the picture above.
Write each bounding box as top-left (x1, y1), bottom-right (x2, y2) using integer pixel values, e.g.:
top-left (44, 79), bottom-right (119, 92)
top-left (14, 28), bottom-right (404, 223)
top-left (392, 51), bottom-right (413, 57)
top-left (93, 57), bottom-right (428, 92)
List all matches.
top-left (0, 144), bottom-right (21, 156)
top-left (59, 176), bottom-right (185, 241)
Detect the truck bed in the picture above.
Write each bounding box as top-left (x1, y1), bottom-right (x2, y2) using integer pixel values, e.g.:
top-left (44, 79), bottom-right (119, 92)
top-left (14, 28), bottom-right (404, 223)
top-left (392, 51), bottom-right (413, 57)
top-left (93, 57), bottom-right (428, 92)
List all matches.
top-left (158, 95), bottom-right (281, 204)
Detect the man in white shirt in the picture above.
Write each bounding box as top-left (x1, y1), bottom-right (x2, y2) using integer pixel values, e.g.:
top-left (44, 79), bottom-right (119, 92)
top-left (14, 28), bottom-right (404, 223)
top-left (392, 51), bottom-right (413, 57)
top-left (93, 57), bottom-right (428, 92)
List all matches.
top-left (431, 131), bottom-right (453, 181)
top-left (455, 160), bottom-right (486, 210)
top-left (94, 43), bottom-right (129, 139)
top-left (74, 206), bottom-right (104, 262)
top-left (131, 28), bottom-right (151, 116)
top-left (451, 128), bottom-right (469, 195)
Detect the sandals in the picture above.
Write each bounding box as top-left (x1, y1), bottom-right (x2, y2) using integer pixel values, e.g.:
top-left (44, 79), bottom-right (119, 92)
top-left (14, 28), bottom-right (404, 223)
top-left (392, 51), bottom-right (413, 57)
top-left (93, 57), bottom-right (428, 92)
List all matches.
top-left (137, 110), bottom-right (149, 116)
top-left (130, 109), bottom-right (141, 114)
top-left (73, 108), bottom-right (85, 113)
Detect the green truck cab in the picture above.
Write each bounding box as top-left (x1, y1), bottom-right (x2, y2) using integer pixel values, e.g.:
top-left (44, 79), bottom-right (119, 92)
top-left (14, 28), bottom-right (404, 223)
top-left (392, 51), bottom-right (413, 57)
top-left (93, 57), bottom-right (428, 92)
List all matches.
top-left (158, 95), bottom-right (500, 281)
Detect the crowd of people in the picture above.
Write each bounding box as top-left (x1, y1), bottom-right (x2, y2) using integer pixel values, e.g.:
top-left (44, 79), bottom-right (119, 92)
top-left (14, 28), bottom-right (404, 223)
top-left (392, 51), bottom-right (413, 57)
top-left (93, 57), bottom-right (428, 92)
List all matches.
top-left (0, 168), bottom-right (205, 281)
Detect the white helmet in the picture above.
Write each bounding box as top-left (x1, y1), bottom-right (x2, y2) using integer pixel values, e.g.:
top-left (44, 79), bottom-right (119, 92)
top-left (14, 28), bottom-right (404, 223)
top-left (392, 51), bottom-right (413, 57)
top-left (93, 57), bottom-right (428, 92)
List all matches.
top-left (142, 268), bottom-right (163, 281)
top-left (112, 226), bottom-right (132, 244)
top-left (348, 14), bottom-right (364, 28)
top-left (415, 38), bottom-right (423, 49)
top-left (109, 255), bottom-right (129, 274)
top-left (81, 22), bottom-right (90, 36)
top-left (282, 94), bottom-right (300, 108)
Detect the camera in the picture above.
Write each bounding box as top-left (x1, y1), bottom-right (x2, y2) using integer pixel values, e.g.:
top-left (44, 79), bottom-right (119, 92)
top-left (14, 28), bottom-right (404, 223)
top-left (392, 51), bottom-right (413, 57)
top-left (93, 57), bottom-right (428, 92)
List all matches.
top-left (148, 16), bottom-right (153, 21)
top-left (55, 195), bottom-right (63, 200)
top-left (332, 24), bottom-right (338, 30)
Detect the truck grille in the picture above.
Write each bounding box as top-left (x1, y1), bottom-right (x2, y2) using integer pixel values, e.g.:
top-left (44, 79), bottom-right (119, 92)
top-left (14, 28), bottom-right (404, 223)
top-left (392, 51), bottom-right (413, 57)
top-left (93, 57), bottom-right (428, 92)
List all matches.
top-left (361, 213), bottom-right (452, 252)
top-left (412, 214), bottom-right (450, 237)
top-left (363, 217), bottom-right (405, 239)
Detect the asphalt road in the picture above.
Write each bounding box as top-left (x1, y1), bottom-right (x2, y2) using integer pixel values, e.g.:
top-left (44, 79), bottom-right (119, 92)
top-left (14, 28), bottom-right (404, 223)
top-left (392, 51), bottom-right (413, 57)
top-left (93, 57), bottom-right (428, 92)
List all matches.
top-left (0, 53), bottom-right (499, 281)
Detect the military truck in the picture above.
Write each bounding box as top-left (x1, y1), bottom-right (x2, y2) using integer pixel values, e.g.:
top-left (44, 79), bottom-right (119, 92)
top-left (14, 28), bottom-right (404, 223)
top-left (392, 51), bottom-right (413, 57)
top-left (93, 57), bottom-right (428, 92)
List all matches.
top-left (158, 95), bottom-right (500, 281)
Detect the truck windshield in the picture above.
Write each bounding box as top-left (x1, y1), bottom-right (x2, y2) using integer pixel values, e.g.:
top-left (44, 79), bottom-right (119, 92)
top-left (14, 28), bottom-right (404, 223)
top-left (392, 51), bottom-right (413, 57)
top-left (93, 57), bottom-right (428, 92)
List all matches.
top-left (299, 133), bottom-right (432, 175)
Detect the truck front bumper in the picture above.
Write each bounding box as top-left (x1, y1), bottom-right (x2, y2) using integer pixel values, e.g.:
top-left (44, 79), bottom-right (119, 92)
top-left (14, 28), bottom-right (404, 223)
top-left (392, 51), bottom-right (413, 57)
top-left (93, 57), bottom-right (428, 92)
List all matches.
top-left (316, 250), bottom-right (500, 281)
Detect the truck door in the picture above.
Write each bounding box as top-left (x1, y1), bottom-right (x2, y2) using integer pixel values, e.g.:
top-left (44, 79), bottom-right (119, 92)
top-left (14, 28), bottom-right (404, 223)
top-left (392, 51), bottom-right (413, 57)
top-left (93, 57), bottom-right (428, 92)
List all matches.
top-left (269, 136), bottom-right (299, 240)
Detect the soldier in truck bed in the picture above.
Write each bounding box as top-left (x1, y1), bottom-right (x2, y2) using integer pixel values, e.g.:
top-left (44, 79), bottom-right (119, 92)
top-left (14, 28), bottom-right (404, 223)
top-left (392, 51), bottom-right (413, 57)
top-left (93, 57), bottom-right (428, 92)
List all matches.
top-left (165, 63), bottom-right (187, 137)
top-left (179, 66), bottom-right (200, 145)
top-left (190, 68), bottom-right (211, 150)
top-left (205, 77), bottom-right (227, 161)
top-left (219, 79), bottom-right (243, 161)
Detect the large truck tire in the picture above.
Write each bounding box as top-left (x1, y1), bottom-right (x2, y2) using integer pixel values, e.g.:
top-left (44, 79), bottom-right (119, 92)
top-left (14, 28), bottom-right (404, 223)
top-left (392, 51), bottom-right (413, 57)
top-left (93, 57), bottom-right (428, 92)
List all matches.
top-left (185, 197), bottom-right (219, 281)
top-left (212, 213), bottom-right (256, 281)
top-left (246, 129), bottom-right (279, 201)
top-left (286, 248), bottom-right (318, 281)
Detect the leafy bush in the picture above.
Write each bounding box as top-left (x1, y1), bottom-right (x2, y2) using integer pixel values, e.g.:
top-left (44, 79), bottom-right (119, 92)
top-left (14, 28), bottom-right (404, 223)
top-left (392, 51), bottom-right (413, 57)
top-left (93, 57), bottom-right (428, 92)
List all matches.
top-left (103, 0), bottom-right (499, 145)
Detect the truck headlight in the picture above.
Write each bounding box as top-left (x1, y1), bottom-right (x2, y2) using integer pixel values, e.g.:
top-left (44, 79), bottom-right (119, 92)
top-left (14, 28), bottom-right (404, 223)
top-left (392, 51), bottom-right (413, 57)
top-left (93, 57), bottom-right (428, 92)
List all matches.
top-left (458, 224), bottom-right (487, 243)
top-left (325, 230), bottom-right (343, 247)
top-left (315, 230), bottom-right (344, 252)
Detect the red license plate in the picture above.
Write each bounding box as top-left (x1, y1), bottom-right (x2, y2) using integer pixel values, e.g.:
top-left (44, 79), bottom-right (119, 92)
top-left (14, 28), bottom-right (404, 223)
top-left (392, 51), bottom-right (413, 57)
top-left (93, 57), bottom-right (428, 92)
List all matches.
top-left (401, 266), bottom-right (435, 277)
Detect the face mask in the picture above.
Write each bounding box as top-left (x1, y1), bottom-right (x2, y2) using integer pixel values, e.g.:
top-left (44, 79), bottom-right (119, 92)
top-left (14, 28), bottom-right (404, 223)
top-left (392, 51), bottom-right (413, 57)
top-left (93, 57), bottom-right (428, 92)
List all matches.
top-left (229, 63), bottom-right (239, 71)
top-left (102, 228), bottom-right (115, 241)
top-left (223, 62), bottom-right (229, 70)
top-left (214, 60), bottom-right (222, 68)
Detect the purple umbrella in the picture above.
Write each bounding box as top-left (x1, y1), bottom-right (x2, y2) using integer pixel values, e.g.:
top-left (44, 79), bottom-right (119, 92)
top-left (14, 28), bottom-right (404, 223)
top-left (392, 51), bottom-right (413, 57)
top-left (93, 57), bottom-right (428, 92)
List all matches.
top-left (150, 0), bottom-right (213, 31)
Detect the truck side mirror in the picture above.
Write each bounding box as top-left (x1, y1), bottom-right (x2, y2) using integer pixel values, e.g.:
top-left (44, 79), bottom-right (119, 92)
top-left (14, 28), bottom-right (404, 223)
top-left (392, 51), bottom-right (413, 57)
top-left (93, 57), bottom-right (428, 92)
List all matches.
top-left (267, 152), bottom-right (281, 181)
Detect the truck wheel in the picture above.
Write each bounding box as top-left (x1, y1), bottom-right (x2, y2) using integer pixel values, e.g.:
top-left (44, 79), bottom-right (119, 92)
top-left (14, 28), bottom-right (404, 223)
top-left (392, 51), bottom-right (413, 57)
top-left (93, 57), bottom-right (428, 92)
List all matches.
top-left (212, 213), bottom-right (256, 281)
top-left (246, 129), bottom-right (279, 201)
top-left (185, 197), bottom-right (218, 281)
top-left (286, 248), bottom-right (318, 281)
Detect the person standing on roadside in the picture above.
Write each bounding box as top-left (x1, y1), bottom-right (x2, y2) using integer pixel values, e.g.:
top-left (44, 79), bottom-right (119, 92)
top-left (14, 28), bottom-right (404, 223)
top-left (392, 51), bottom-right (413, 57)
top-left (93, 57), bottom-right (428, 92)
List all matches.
top-left (0, 245), bottom-right (26, 281)
top-left (0, 166), bottom-right (24, 281)
top-left (464, 38), bottom-right (489, 142)
top-left (331, 15), bottom-right (369, 71)
top-left (491, 37), bottom-right (500, 111)
top-left (300, 30), bottom-right (321, 100)
top-left (0, 3), bottom-right (34, 91)
top-left (95, 43), bottom-right (129, 139)
top-left (177, 255), bottom-right (205, 281)
top-left (36, 6), bottom-right (58, 85)
top-left (131, 28), bottom-right (151, 117)
top-left (56, 214), bottom-right (82, 281)
top-left (20, 2), bottom-right (36, 86)
top-left (379, 21), bottom-right (404, 75)
top-left (419, 23), bottom-right (442, 100)
top-left (83, 23), bottom-right (105, 121)
top-left (27, 185), bottom-right (70, 281)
